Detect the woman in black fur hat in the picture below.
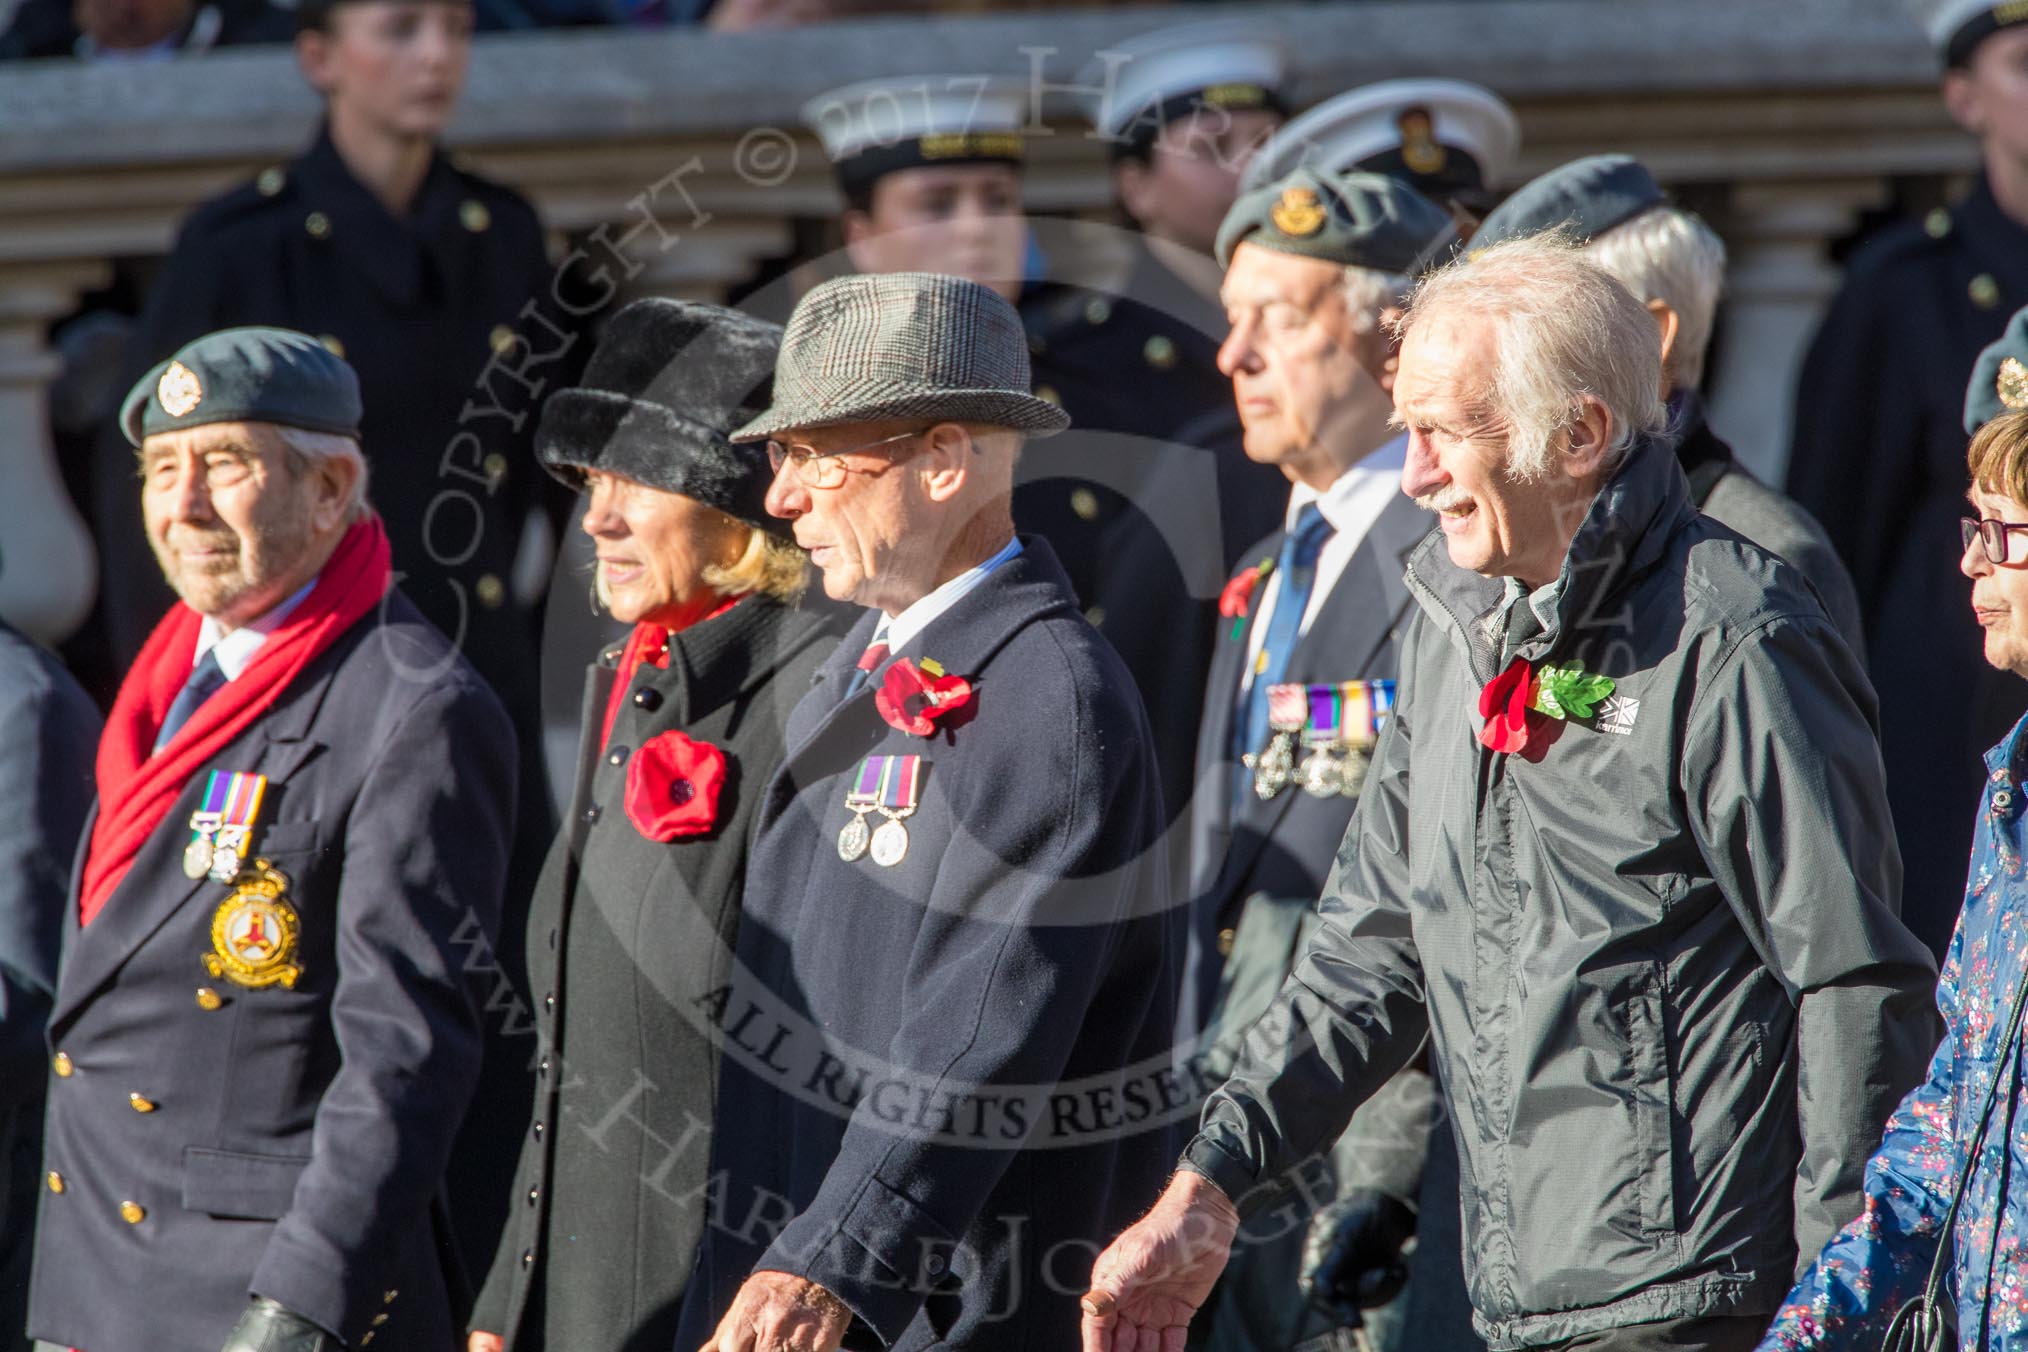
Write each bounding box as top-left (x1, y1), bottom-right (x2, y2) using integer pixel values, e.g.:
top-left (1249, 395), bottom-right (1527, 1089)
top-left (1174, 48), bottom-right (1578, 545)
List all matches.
top-left (470, 299), bottom-right (841, 1352)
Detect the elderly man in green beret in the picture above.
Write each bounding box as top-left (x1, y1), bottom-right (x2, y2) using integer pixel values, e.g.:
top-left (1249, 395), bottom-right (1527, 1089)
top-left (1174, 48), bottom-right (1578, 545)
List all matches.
top-left (29, 327), bottom-right (514, 1352)
top-left (1174, 166), bottom-right (1480, 1352)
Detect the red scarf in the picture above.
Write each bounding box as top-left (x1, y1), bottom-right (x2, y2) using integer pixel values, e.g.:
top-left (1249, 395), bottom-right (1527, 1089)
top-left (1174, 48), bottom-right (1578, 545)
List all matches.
top-left (598, 597), bottom-right (742, 751)
top-left (79, 516), bottom-right (393, 925)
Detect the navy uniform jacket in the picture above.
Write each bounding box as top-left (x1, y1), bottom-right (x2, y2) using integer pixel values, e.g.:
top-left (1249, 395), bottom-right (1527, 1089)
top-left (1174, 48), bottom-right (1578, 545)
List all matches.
top-left (472, 596), bottom-right (840, 1352)
top-left (1019, 244), bottom-right (1285, 827)
top-left (677, 539), bottom-right (1183, 1351)
top-left (29, 589), bottom-right (515, 1352)
top-left (1787, 175), bottom-right (2028, 956)
top-left (0, 622), bottom-right (99, 1352)
top-left (92, 124), bottom-right (571, 744)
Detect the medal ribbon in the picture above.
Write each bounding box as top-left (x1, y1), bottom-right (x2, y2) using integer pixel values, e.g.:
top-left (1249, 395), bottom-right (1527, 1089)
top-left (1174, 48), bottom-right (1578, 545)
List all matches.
top-left (878, 756), bottom-right (921, 812)
top-left (1266, 684), bottom-right (1308, 732)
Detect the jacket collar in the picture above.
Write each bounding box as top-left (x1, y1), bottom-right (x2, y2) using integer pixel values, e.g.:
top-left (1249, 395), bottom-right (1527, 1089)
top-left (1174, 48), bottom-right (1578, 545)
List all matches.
top-left (294, 124), bottom-right (462, 309)
top-left (658, 595), bottom-right (837, 727)
top-left (1406, 430), bottom-right (1692, 683)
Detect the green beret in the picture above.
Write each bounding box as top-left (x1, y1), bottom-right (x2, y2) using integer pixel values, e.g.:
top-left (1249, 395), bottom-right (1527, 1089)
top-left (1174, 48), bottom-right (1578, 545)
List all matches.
top-left (1470, 154), bottom-right (1666, 253)
top-left (1216, 167), bottom-right (1456, 275)
top-left (1966, 304), bottom-right (2028, 434)
top-left (120, 327), bottom-right (362, 448)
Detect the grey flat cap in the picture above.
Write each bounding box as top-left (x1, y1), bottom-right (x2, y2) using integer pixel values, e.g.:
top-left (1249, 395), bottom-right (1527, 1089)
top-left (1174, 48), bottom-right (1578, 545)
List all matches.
top-left (733, 272), bottom-right (1070, 442)
top-left (121, 326), bottom-right (361, 447)
top-left (1470, 154), bottom-right (1666, 253)
top-left (1216, 167), bottom-right (1456, 274)
top-left (1966, 303), bottom-right (2028, 433)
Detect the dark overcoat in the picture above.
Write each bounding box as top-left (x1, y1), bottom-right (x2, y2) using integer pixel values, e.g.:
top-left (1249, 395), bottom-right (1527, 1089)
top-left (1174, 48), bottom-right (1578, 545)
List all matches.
top-left (1786, 174), bottom-right (2028, 954)
top-left (28, 590), bottom-right (514, 1352)
top-left (677, 539), bottom-right (1184, 1351)
top-left (470, 596), bottom-right (840, 1352)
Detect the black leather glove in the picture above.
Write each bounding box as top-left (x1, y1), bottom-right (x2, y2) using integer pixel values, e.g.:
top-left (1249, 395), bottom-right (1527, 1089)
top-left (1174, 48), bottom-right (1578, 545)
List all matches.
top-left (220, 1297), bottom-right (344, 1352)
top-left (1299, 1189), bottom-right (1417, 1326)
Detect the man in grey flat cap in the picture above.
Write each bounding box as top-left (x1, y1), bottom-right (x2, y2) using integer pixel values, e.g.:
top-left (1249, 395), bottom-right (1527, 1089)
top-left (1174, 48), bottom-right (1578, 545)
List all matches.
top-left (1472, 154), bottom-right (1863, 652)
top-left (1785, 0), bottom-right (2028, 957)
top-left (678, 272), bottom-right (1182, 1352)
top-left (1181, 167), bottom-right (1480, 1352)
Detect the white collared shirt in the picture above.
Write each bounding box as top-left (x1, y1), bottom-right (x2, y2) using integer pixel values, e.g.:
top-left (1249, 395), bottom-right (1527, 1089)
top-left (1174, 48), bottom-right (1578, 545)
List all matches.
top-left (1240, 434), bottom-right (1410, 694)
top-left (193, 578), bottom-right (317, 681)
top-left (870, 535), bottom-right (1025, 658)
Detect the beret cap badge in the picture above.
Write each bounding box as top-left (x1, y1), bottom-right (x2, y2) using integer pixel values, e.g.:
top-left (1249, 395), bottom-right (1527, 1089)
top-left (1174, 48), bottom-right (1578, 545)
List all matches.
top-left (157, 361), bottom-right (204, 418)
top-left (1270, 186), bottom-right (1327, 238)
top-left (2000, 356), bottom-right (2028, 412)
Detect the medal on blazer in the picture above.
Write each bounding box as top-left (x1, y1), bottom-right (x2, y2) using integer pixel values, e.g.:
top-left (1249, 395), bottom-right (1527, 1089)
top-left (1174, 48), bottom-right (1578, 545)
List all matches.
top-left (184, 770), bottom-right (269, 881)
top-left (838, 756), bottom-right (882, 861)
top-left (1243, 684), bottom-right (1307, 800)
top-left (1295, 680), bottom-right (1395, 799)
top-left (839, 754), bottom-right (923, 867)
top-left (202, 860), bottom-right (302, 989)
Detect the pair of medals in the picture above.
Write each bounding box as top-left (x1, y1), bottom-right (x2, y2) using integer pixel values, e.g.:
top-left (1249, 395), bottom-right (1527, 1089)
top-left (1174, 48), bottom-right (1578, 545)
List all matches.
top-left (183, 769), bottom-right (267, 883)
top-left (838, 754), bottom-right (922, 868)
top-left (1244, 680), bottom-right (1395, 801)
top-left (184, 769), bottom-right (304, 989)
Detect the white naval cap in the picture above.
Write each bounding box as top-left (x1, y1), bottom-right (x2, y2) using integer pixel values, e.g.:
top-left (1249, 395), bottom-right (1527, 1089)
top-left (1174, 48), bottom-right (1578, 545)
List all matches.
top-left (1242, 78), bottom-right (1520, 209)
top-left (1078, 20), bottom-right (1290, 146)
top-left (1909, 0), bottom-right (2028, 64)
top-left (801, 76), bottom-right (1028, 194)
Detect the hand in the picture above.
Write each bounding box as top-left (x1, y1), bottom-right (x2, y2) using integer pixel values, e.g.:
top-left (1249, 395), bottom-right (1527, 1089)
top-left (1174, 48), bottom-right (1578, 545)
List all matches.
top-left (469, 1334), bottom-right (506, 1352)
top-left (1298, 1190), bottom-right (1416, 1326)
top-left (1080, 1170), bottom-right (1241, 1352)
top-left (698, 1269), bottom-right (852, 1352)
top-left (220, 1297), bottom-right (341, 1352)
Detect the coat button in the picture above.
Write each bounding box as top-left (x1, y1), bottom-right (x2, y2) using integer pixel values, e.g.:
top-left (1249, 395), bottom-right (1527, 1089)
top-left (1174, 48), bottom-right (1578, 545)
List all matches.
top-left (52, 1052), bottom-right (72, 1077)
top-left (256, 166), bottom-right (286, 197)
top-left (608, 746), bottom-right (629, 767)
top-left (129, 1093), bottom-right (157, 1113)
top-left (196, 987), bottom-right (223, 1010)
top-left (372, 1313), bottom-right (389, 1326)
top-left (304, 211), bottom-right (332, 240)
top-left (319, 333), bottom-right (346, 359)
top-left (925, 1253), bottom-right (947, 1276)
top-left (1143, 335), bottom-right (1178, 369)
top-left (462, 199), bottom-right (492, 232)
top-left (527, 1185), bottom-right (540, 1207)
top-left (1217, 928), bottom-right (1237, 957)
top-left (1996, 789), bottom-right (2015, 814)
top-left (360, 1334), bottom-right (374, 1347)
top-left (476, 573), bottom-right (505, 609)
top-left (1070, 487), bottom-right (1100, 521)
top-left (582, 805), bottom-right (601, 825)
top-left (633, 687), bottom-right (663, 711)
top-left (1972, 273), bottom-right (2002, 309)
top-left (543, 992), bottom-right (556, 1013)
top-left (532, 1120), bottom-right (545, 1140)
top-left (119, 1200), bottom-right (145, 1224)
top-left (45, 1172), bottom-right (63, 1195)
top-left (521, 1248), bottom-right (534, 1269)
top-left (489, 324), bottom-right (516, 355)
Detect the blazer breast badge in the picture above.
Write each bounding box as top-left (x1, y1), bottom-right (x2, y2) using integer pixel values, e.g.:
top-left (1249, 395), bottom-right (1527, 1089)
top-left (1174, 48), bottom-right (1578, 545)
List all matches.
top-left (203, 860), bottom-right (302, 989)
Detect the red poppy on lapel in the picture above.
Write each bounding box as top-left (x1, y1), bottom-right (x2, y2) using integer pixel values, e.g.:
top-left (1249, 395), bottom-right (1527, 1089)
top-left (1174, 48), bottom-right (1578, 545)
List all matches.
top-left (1218, 558), bottom-right (1276, 632)
top-left (624, 731), bottom-right (727, 840)
top-left (1477, 657), bottom-right (1539, 756)
top-left (875, 658), bottom-right (975, 738)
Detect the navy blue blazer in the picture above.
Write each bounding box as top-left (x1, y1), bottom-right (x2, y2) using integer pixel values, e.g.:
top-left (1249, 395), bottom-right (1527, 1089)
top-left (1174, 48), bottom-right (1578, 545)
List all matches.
top-left (29, 589), bottom-right (515, 1352)
top-left (1183, 491), bottom-right (1431, 1031)
top-left (678, 538), bottom-right (1183, 1352)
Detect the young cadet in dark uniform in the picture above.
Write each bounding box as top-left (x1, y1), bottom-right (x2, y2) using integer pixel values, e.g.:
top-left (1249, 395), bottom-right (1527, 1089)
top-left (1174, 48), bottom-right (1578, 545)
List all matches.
top-left (1184, 168), bottom-right (1477, 1352)
top-left (468, 301), bottom-right (841, 1352)
top-left (1785, 0), bottom-right (2028, 953)
top-left (1471, 155), bottom-right (1865, 651)
top-left (29, 329), bottom-right (514, 1352)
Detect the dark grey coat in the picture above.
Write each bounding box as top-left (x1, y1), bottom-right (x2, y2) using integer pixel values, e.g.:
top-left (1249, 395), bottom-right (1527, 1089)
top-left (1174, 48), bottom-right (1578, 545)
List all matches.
top-left (678, 539), bottom-right (1184, 1352)
top-left (470, 595), bottom-right (840, 1352)
top-left (29, 591), bottom-right (515, 1352)
top-left (1183, 436), bottom-right (1940, 1349)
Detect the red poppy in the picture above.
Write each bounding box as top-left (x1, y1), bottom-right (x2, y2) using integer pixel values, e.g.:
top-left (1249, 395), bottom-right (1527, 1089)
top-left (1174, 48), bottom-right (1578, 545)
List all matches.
top-left (624, 731), bottom-right (727, 841)
top-left (1477, 658), bottom-right (1539, 756)
top-left (875, 658), bottom-right (975, 738)
top-left (1218, 560), bottom-right (1273, 620)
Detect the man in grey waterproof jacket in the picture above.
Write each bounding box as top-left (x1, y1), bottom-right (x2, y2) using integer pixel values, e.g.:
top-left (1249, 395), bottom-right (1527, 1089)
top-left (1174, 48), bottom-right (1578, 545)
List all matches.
top-left (1081, 235), bottom-right (1941, 1352)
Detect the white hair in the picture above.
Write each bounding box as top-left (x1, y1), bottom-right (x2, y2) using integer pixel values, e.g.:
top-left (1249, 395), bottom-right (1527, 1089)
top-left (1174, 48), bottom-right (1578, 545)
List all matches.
top-left (1341, 265), bottom-right (1415, 335)
top-left (1581, 205), bottom-right (1727, 392)
top-left (276, 425), bottom-right (370, 518)
top-left (1400, 233), bottom-right (1667, 482)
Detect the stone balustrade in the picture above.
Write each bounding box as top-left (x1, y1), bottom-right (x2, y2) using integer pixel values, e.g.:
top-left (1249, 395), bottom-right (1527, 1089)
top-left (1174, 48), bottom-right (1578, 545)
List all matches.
top-left (0, 0), bottom-right (1967, 640)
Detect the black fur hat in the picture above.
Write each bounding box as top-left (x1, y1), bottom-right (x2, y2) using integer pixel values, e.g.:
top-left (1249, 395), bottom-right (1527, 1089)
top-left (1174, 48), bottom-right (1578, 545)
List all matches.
top-left (536, 299), bottom-right (787, 536)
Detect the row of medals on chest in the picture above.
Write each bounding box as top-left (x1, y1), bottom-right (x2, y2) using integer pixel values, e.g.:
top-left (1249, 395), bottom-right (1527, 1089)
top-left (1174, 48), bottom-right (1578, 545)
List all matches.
top-left (184, 771), bottom-right (303, 991)
top-left (1243, 680), bottom-right (1396, 803)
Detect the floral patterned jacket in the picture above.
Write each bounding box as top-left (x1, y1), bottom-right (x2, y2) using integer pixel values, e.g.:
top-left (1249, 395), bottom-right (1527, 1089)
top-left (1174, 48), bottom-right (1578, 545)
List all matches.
top-left (1760, 713), bottom-right (2028, 1350)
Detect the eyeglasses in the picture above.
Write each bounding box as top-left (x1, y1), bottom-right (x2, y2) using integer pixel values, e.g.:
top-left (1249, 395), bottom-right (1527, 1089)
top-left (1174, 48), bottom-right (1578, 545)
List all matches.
top-left (765, 431), bottom-right (922, 490)
top-left (1962, 516), bottom-right (2028, 566)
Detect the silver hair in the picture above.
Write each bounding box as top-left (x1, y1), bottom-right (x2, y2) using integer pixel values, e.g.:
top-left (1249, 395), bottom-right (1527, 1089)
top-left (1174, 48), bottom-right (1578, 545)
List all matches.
top-left (1581, 205), bottom-right (1727, 392)
top-left (1400, 233), bottom-right (1668, 481)
top-left (1341, 265), bottom-right (1415, 335)
top-left (276, 425), bottom-right (370, 518)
